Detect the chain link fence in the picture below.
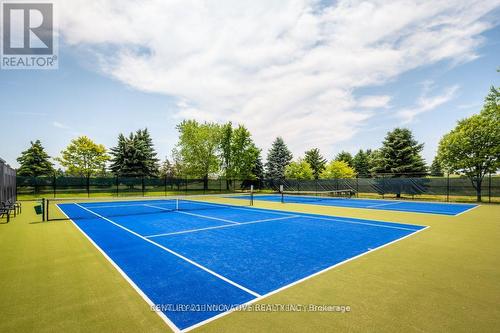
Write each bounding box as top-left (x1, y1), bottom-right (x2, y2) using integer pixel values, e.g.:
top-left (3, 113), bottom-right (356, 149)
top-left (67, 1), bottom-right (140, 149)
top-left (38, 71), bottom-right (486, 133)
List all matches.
top-left (16, 174), bottom-right (500, 203)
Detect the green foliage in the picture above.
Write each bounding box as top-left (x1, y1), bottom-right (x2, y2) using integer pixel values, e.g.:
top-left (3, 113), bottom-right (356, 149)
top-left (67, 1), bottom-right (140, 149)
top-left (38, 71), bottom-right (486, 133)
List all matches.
top-left (229, 125), bottom-right (260, 179)
top-left (438, 86), bottom-right (500, 201)
top-left (175, 120), bottom-right (222, 179)
top-left (352, 149), bottom-right (372, 177)
top-left (430, 157), bottom-right (444, 177)
top-left (56, 136), bottom-right (109, 178)
top-left (265, 137), bottom-right (293, 179)
top-left (251, 151), bottom-right (265, 180)
top-left (219, 123), bottom-right (260, 180)
top-left (159, 158), bottom-right (178, 178)
top-left (372, 128), bottom-right (427, 176)
top-left (109, 129), bottom-right (159, 177)
top-left (304, 148), bottom-right (326, 179)
top-left (335, 151), bottom-right (353, 167)
top-left (320, 160), bottom-right (356, 179)
top-left (16, 140), bottom-right (54, 177)
top-left (285, 159), bottom-right (314, 180)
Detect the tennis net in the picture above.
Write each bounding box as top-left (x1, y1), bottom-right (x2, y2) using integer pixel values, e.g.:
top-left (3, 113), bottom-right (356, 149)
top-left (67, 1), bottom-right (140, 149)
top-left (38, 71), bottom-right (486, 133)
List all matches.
top-left (45, 193), bottom-right (253, 221)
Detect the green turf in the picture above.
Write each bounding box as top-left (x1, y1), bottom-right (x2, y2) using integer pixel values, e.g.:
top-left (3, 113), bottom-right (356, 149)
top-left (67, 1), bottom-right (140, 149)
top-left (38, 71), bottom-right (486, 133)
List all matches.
top-left (1, 200), bottom-right (499, 332)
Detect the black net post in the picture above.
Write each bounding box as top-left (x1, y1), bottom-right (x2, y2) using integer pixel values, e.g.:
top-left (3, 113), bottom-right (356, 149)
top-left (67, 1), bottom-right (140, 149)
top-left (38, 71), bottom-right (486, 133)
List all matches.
top-left (42, 198), bottom-right (46, 222)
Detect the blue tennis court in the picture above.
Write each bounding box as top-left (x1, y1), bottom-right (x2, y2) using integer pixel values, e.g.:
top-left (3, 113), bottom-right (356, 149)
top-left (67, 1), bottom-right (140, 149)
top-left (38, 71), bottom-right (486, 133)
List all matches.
top-left (244, 194), bottom-right (477, 216)
top-left (57, 198), bottom-right (427, 331)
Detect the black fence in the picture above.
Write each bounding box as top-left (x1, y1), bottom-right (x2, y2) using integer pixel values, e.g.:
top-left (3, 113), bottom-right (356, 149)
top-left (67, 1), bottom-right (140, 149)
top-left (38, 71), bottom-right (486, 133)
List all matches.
top-left (16, 174), bottom-right (500, 203)
top-left (0, 158), bottom-right (16, 203)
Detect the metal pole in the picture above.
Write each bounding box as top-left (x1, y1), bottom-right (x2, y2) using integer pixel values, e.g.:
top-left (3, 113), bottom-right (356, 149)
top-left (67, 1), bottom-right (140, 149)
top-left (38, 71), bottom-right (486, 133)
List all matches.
top-left (446, 173), bottom-right (450, 202)
top-left (488, 172), bottom-right (492, 204)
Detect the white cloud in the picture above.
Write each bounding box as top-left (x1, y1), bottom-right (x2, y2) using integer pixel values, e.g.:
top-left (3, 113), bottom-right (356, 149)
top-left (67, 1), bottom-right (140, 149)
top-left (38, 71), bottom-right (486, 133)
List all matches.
top-left (53, 121), bottom-right (70, 129)
top-left (357, 95), bottom-right (392, 109)
top-left (56, 0), bottom-right (499, 155)
top-left (396, 84), bottom-right (459, 123)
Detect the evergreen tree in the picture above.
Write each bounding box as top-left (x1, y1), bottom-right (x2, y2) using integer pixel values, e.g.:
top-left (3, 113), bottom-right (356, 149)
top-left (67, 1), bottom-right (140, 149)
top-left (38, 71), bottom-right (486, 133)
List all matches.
top-left (159, 158), bottom-right (175, 178)
top-left (372, 128), bottom-right (427, 176)
top-left (430, 157), bottom-right (444, 176)
top-left (353, 149), bottom-right (371, 177)
top-left (251, 151), bottom-right (265, 180)
top-left (335, 151), bottom-right (353, 167)
top-left (304, 148), bottom-right (326, 179)
top-left (136, 128), bottom-right (160, 176)
top-left (16, 140), bottom-right (54, 177)
top-left (109, 129), bottom-right (159, 177)
top-left (265, 137), bottom-right (293, 179)
top-left (109, 133), bottom-right (128, 175)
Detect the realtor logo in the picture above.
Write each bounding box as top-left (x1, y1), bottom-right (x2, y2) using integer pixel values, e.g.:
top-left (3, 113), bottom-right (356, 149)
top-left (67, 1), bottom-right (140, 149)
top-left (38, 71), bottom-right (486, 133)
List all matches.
top-left (1, 1), bottom-right (58, 69)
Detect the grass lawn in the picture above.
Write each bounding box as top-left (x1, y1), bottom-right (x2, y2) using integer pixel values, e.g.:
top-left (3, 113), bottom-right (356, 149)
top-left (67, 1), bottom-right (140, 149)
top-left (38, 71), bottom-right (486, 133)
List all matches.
top-left (1, 200), bottom-right (499, 332)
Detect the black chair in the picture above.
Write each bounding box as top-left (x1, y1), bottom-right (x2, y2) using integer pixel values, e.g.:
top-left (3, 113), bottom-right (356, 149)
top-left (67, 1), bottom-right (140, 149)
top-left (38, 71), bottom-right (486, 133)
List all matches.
top-left (7, 200), bottom-right (21, 214)
top-left (0, 201), bottom-right (17, 217)
top-left (0, 206), bottom-right (10, 223)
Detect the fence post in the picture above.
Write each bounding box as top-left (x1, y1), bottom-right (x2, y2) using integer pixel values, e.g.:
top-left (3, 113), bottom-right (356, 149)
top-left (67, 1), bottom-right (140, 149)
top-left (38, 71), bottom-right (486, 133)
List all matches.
top-left (115, 176), bottom-right (119, 196)
top-left (356, 176), bottom-right (359, 198)
top-left (53, 172), bottom-right (56, 198)
top-left (141, 176), bottom-right (145, 197)
top-left (488, 172), bottom-right (492, 204)
top-left (164, 174), bottom-right (167, 197)
top-left (446, 173), bottom-right (450, 202)
top-left (86, 176), bottom-right (90, 198)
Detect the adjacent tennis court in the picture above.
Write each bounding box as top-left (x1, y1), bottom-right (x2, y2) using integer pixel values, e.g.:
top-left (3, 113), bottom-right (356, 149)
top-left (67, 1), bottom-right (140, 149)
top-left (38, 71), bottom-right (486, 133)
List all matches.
top-left (56, 196), bottom-right (427, 331)
top-left (242, 193), bottom-right (477, 216)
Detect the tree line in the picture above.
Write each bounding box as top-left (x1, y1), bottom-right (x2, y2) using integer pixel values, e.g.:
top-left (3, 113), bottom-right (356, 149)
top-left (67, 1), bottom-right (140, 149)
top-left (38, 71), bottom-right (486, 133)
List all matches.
top-left (15, 86), bottom-right (499, 201)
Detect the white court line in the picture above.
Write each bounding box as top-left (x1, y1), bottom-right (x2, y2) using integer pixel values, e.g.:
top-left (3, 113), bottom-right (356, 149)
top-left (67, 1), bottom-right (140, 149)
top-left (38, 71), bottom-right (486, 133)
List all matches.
top-left (454, 204), bottom-right (480, 216)
top-left (145, 215), bottom-right (300, 238)
top-left (367, 201), bottom-right (403, 208)
top-left (55, 205), bottom-right (181, 333)
top-left (182, 225), bottom-right (431, 332)
top-left (74, 203), bottom-right (261, 298)
top-left (300, 215), bottom-right (420, 231)
top-left (144, 204), bottom-right (240, 225)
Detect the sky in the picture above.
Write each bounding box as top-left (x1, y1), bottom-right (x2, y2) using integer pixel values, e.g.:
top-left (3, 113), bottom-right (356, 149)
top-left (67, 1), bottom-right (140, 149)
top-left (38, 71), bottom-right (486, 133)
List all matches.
top-left (1, 0), bottom-right (499, 169)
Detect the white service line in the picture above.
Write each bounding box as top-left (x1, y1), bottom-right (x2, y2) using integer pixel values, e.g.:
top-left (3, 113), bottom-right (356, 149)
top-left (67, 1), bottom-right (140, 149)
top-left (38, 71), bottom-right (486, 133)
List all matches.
top-left (303, 215), bottom-right (420, 231)
top-left (74, 203), bottom-right (261, 298)
top-left (146, 215), bottom-right (300, 238)
top-left (144, 204), bottom-right (240, 225)
top-left (367, 201), bottom-right (403, 208)
top-left (454, 204), bottom-right (480, 216)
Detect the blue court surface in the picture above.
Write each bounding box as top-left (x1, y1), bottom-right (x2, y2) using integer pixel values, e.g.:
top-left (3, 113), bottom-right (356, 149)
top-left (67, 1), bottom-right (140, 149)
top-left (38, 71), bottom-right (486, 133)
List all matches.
top-left (244, 194), bottom-right (477, 216)
top-left (58, 198), bottom-right (427, 331)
